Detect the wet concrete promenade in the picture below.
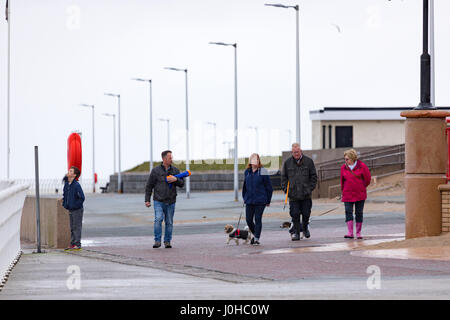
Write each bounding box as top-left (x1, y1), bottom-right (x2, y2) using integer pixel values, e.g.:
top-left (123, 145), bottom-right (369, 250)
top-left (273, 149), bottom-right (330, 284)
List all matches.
top-left (1, 191), bottom-right (450, 300)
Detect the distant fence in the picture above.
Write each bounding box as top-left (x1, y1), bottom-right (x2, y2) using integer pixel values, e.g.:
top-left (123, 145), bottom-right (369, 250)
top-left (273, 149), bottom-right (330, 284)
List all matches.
top-left (12, 179), bottom-right (109, 195)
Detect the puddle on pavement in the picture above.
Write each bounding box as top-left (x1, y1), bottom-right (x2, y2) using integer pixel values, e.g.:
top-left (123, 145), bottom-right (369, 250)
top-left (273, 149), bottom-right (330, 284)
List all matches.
top-left (351, 247), bottom-right (450, 261)
top-left (245, 238), bottom-right (405, 255)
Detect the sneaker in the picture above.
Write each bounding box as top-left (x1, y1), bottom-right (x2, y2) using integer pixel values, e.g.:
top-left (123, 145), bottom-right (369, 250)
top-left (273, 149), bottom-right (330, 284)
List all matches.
top-left (153, 241), bottom-right (161, 248)
top-left (250, 237), bottom-right (255, 245)
top-left (64, 245), bottom-right (75, 251)
top-left (66, 245), bottom-right (82, 251)
top-left (291, 233), bottom-right (300, 241)
top-left (164, 241), bottom-right (172, 248)
top-left (253, 240), bottom-right (260, 246)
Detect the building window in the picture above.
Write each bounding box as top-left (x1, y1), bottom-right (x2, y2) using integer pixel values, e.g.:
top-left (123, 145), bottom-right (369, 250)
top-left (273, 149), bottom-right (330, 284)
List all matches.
top-left (322, 125), bottom-right (326, 149)
top-left (335, 126), bottom-right (353, 148)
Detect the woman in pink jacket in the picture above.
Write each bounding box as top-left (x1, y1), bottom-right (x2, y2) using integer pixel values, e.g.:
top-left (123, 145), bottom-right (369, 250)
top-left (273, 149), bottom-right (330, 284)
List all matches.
top-left (340, 149), bottom-right (371, 239)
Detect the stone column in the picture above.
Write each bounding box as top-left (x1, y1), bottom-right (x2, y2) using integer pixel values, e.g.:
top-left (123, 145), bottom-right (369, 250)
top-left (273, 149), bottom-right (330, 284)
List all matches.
top-left (401, 110), bottom-right (450, 239)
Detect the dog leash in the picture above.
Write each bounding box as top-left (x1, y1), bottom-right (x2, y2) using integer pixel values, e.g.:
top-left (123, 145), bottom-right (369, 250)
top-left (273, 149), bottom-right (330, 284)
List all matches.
top-left (309, 206), bottom-right (339, 225)
top-left (236, 203), bottom-right (245, 230)
top-left (283, 181), bottom-right (290, 210)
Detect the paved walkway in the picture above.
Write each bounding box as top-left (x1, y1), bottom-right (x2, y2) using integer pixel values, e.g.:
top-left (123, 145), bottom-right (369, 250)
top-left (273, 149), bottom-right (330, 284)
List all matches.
top-left (2, 191), bottom-right (450, 300)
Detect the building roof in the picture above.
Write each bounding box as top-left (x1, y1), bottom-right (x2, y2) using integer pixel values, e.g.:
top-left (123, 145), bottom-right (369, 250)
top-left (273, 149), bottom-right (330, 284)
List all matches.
top-left (309, 107), bottom-right (450, 121)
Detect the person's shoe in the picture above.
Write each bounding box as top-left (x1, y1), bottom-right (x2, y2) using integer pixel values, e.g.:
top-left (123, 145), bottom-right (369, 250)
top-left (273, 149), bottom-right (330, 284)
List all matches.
top-left (344, 221), bottom-right (354, 239)
top-left (303, 227), bottom-right (310, 239)
top-left (356, 222), bottom-right (363, 239)
top-left (250, 237), bottom-right (255, 245)
top-left (64, 245), bottom-right (75, 251)
top-left (164, 241), bottom-right (172, 248)
top-left (68, 245), bottom-right (82, 251)
top-left (291, 233), bottom-right (300, 241)
top-left (253, 240), bottom-right (260, 246)
top-left (153, 241), bottom-right (161, 248)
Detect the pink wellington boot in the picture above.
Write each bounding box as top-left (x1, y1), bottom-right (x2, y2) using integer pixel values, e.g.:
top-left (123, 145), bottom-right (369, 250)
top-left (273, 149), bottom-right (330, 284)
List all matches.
top-left (356, 222), bottom-right (363, 239)
top-left (344, 221), bottom-right (354, 239)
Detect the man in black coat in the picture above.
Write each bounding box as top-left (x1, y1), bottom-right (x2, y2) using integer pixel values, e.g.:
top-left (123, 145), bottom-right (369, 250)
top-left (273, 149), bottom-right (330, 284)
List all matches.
top-left (281, 143), bottom-right (317, 240)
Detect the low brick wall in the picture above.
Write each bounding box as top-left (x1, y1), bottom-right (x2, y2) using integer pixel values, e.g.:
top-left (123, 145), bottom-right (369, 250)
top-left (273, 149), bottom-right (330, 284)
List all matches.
top-left (439, 184), bottom-right (450, 234)
top-left (21, 195), bottom-right (71, 249)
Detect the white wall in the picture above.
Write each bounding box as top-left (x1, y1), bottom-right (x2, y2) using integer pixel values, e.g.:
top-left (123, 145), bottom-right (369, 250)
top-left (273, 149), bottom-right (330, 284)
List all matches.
top-left (312, 120), bottom-right (405, 149)
top-left (0, 182), bottom-right (29, 282)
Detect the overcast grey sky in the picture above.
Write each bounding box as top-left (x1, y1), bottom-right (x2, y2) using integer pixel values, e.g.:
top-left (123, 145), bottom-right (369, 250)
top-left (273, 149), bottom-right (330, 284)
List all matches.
top-left (1, 0), bottom-right (450, 180)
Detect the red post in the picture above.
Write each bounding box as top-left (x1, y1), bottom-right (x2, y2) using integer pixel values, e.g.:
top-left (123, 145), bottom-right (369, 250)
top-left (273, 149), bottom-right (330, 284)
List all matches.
top-left (447, 118), bottom-right (450, 181)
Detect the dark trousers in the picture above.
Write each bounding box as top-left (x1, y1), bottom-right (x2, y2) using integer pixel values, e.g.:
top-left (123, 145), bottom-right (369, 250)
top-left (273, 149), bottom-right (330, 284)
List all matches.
top-left (69, 208), bottom-right (84, 247)
top-left (289, 199), bottom-right (312, 235)
top-left (245, 204), bottom-right (266, 239)
top-left (344, 200), bottom-right (365, 223)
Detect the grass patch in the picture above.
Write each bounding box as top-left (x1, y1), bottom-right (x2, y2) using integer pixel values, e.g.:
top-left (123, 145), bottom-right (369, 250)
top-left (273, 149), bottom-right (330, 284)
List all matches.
top-left (126, 157), bottom-right (283, 173)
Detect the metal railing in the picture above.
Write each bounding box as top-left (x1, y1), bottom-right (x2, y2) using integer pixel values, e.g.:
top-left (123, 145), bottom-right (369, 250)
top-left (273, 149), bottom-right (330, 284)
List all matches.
top-left (317, 144), bottom-right (405, 182)
top-left (13, 178), bottom-right (109, 195)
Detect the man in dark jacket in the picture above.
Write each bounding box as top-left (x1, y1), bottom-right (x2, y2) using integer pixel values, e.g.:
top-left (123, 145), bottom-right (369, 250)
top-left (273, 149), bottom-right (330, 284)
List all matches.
top-left (145, 150), bottom-right (185, 248)
top-left (281, 143), bottom-right (317, 241)
top-left (63, 166), bottom-right (85, 251)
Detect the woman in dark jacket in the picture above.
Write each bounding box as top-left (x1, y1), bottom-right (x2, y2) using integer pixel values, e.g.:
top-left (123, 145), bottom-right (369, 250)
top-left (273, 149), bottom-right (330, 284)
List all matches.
top-left (242, 153), bottom-right (273, 245)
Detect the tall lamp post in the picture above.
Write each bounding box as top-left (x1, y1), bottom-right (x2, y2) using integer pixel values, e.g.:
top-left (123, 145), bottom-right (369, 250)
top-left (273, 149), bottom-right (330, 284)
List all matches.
top-left (265, 3), bottom-right (301, 145)
top-left (79, 104), bottom-right (96, 193)
top-left (159, 118), bottom-right (170, 149)
top-left (132, 78), bottom-right (154, 172)
top-left (164, 67), bottom-right (190, 199)
top-left (6, 0), bottom-right (11, 179)
top-left (104, 93), bottom-right (122, 193)
top-left (102, 113), bottom-right (116, 174)
top-left (209, 42), bottom-right (239, 201)
top-left (206, 121), bottom-right (217, 159)
top-left (415, 0), bottom-right (435, 110)
top-left (248, 126), bottom-right (259, 154)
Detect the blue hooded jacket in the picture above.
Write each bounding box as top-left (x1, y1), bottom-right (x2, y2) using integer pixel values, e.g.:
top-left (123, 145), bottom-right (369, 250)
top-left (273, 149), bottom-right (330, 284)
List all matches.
top-left (242, 167), bottom-right (273, 205)
top-left (62, 176), bottom-right (85, 211)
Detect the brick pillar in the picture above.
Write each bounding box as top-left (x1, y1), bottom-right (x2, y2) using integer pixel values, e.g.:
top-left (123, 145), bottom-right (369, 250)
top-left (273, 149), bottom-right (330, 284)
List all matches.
top-left (401, 110), bottom-right (450, 239)
top-left (439, 185), bottom-right (450, 234)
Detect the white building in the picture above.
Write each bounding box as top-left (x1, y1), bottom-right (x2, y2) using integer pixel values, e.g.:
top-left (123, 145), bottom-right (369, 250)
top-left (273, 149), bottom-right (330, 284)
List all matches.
top-left (309, 107), bottom-right (449, 149)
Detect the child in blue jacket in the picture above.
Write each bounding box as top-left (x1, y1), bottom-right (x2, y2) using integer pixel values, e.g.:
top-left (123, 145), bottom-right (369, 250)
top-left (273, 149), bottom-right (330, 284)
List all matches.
top-left (62, 166), bottom-right (85, 251)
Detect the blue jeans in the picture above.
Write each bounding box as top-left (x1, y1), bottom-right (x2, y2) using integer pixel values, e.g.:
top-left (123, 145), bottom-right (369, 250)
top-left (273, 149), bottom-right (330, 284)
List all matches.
top-left (245, 204), bottom-right (266, 239)
top-left (153, 201), bottom-right (176, 243)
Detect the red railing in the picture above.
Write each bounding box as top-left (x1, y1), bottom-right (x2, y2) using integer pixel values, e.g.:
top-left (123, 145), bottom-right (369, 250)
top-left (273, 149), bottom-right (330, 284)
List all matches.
top-left (447, 118), bottom-right (450, 181)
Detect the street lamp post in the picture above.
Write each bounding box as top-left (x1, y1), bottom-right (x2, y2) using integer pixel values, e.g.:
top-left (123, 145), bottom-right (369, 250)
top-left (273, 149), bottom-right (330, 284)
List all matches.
top-left (209, 42), bottom-right (239, 201)
top-left (265, 3), bottom-right (301, 144)
top-left (429, 0), bottom-right (435, 106)
top-left (248, 126), bottom-right (258, 154)
top-left (80, 104), bottom-right (95, 193)
top-left (416, 0), bottom-right (435, 110)
top-left (102, 113), bottom-right (116, 174)
top-left (132, 78), bottom-right (154, 172)
top-left (104, 93), bottom-right (122, 193)
top-left (164, 67), bottom-right (190, 199)
top-left (206, 121), bottom-right (217, 159)
top-left (6, 0), bottom-right (11, 179)
top-left (159, 118), bottom-right (170, 150)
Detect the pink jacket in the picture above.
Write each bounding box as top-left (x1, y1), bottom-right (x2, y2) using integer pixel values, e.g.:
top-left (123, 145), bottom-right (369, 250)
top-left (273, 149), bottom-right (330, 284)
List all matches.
top-left (340, 161), bottom-right (371, 202)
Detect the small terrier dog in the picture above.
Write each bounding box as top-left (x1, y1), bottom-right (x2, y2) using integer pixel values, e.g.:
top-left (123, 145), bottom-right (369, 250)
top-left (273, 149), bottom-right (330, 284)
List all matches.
top-left (224, 224), bottom-right (252, 245)
top-left (280, 221), bottom-right (295, 234)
